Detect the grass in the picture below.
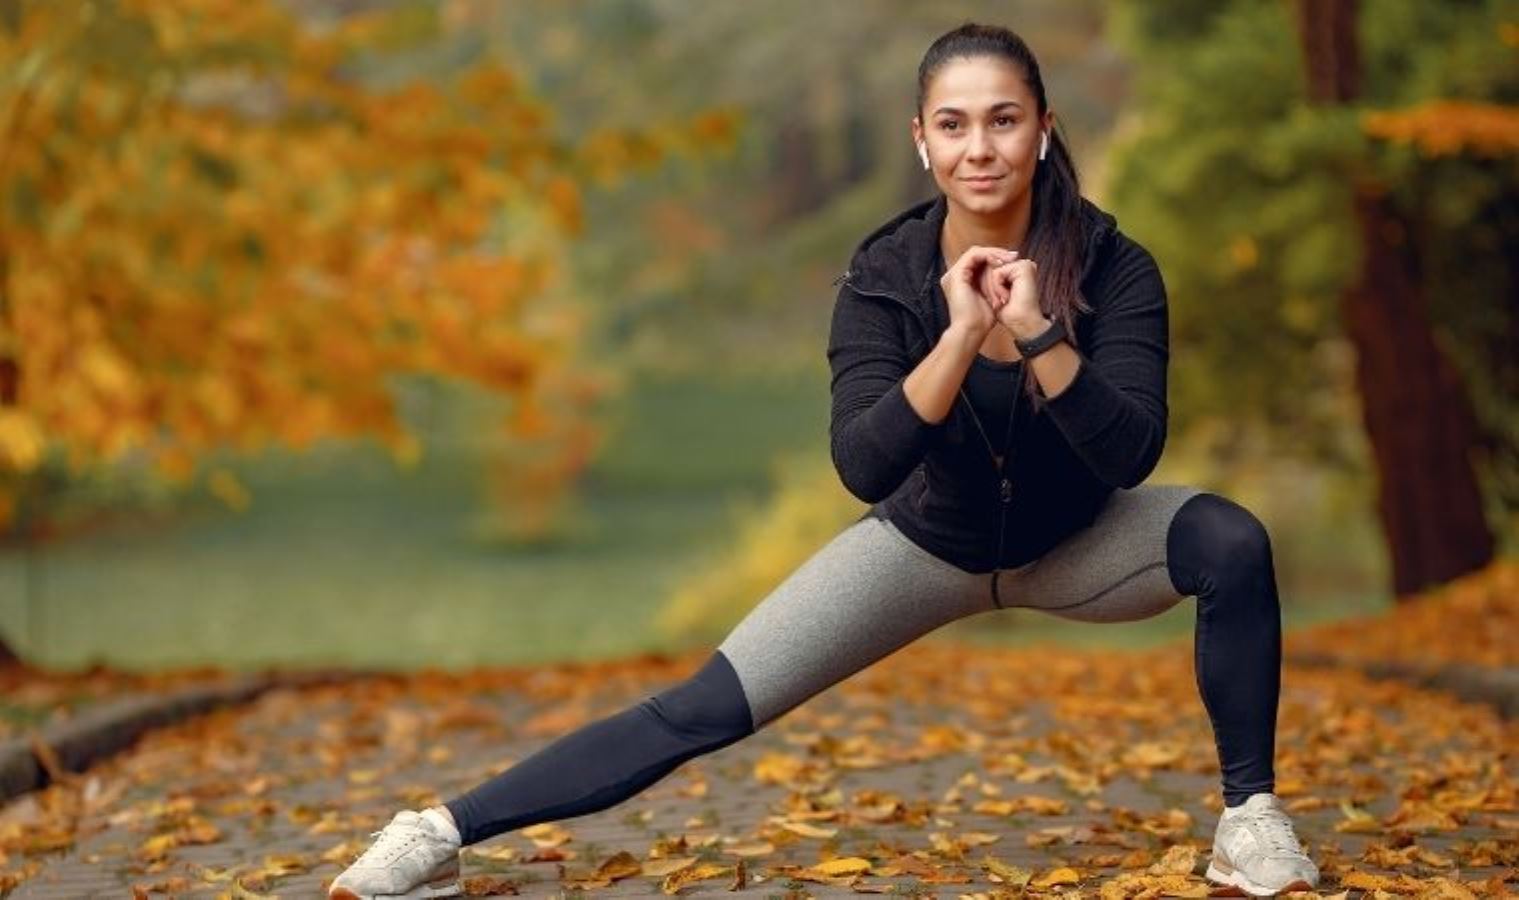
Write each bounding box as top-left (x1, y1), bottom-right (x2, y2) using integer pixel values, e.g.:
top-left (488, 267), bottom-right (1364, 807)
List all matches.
top-left (0, 366), bottom-right (1392, 672)
top-left (0, 369), bottom-right (828, 672)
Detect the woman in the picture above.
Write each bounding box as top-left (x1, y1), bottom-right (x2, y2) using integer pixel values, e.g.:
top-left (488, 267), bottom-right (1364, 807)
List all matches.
top-left (329, 22), bottom-right (1320, 900)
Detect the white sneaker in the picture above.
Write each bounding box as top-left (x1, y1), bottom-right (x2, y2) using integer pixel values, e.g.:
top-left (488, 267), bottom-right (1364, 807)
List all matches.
top-left (328, 809), bottom-right (462, 900)
top-left (1206, 793), bottom-right (1319, 897)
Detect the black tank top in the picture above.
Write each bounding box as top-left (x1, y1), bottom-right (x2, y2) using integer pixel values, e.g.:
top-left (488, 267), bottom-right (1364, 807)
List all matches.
top-left (934, 248), bottom-right (1023, 454)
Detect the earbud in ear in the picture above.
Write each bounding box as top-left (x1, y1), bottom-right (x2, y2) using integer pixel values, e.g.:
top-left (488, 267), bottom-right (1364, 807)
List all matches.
top-left (918, 141), bottom-right (929, 170)
top-left (1039, 131), bottom-right (1049, 161)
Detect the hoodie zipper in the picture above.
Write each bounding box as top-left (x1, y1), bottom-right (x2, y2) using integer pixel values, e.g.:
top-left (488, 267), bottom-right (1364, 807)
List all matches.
top-left (836, 268), bottom-right (1020, 570)
top-left (958, 367), bottom-right (1024, 572)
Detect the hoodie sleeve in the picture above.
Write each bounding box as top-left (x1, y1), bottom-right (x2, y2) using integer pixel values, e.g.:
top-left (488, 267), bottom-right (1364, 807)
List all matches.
top-left (1040, 238), bottom-right (1169, 489)
top-left (826, 281), bottom-right (943, 503)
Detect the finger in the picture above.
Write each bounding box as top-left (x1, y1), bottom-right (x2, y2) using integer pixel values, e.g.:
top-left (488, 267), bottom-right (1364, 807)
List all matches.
top-left (981, 270), bottom-right (1009, 308)
top-left (957, 246), bottom-right (1017, 271)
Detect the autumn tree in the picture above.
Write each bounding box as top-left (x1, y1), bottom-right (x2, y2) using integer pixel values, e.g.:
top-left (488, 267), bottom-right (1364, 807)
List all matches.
top-left (1106, 0), bottom-right (1516, 598)
top-left (0, 0), bottom-right (736, 661)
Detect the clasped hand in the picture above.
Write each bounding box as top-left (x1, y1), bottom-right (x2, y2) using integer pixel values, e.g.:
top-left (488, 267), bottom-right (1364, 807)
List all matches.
top-left (939, 246), bottom-right (1047, 340)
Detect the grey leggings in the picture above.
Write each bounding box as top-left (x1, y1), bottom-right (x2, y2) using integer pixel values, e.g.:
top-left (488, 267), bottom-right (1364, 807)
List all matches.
top-left (447, 484), bottom-right (1282, 845)
top-left (723, 484), bottom-right (1202, 727)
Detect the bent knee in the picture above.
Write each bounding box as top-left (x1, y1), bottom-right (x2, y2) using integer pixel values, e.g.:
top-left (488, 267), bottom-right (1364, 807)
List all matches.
top-left (1166, 493), bottom-right (1274, 593)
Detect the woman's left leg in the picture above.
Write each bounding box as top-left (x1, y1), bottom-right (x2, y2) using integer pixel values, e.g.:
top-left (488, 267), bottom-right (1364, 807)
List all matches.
top-left (961, 483), bottom-right (1316, 895)
top-left (995, 484), bottom-right (1280, 808)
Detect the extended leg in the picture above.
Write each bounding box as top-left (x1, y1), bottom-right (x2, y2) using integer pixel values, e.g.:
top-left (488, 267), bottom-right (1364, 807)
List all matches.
top-left (444, 513), bottom-right (993, 845)
top-left (442, 649), bottom-right (753, 846)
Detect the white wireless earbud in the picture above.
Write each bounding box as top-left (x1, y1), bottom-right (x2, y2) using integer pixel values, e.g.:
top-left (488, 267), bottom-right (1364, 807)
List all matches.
top-left (1039, 131), bottom-right (1049, 161)
top-left (918, 141), bottom-right (929, 170)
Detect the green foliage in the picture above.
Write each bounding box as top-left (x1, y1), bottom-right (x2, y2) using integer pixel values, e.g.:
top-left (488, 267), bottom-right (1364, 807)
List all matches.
top-left (1105, 0), bottom-right (1518, 528)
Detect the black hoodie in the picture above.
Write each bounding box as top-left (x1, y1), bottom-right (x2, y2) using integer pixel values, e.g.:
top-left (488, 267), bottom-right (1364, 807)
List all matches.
top-left (827, 192), bottom-right (1170, 574)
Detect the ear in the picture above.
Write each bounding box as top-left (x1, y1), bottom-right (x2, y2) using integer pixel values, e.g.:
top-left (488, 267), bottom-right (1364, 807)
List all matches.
top-left (910, 116), bottom-right (923, 145)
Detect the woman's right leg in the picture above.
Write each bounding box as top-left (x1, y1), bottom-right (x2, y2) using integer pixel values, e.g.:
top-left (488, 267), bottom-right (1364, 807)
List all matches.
top-left (442, 513), bottom-right (995, 847)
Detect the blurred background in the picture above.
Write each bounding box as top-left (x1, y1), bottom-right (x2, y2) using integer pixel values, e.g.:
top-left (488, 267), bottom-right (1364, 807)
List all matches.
top-left (0, 0), bottom-right (1513, 673)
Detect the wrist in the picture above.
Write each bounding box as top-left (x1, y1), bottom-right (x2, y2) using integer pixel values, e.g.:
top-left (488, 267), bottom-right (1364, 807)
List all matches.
top-left (942, 324), bottom-right (985, 358)
top-left (1008, 315), bottom-right (1053, 341)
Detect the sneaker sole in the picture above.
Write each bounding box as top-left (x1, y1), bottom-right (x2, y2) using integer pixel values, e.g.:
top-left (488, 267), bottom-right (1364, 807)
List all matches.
top-left (1206, 860), bottom-right (1314, 897)
top-left (328, 879), bottom-right (462, 900)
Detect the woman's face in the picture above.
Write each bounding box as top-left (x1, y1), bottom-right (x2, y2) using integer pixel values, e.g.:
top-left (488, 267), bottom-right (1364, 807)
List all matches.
top-left (913, 56), bottom-right (1053, 217)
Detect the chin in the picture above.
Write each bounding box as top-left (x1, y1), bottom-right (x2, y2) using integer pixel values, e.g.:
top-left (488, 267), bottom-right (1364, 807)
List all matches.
top-left (954, 188), bottom-right (1019, 213)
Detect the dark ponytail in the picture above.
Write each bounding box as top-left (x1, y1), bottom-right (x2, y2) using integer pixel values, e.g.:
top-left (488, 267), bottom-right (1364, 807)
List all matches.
top-left (917, 23), bottom-right (1091, 407)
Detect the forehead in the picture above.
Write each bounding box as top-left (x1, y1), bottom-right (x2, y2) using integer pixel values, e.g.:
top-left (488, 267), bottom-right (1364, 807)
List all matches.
top-left (925, 56), bottom-right (1033, 112)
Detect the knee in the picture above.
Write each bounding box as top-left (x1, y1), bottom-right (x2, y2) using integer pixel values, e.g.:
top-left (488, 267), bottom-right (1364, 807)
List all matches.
top-left (642, 650), bottom-right (755, 747)
top-left (1166, 492), bottom-right (1274, 595)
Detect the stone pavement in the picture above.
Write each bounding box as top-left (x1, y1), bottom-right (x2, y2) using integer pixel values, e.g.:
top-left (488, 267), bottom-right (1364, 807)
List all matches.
top-left (3, 642), bottom-right (1515, 898)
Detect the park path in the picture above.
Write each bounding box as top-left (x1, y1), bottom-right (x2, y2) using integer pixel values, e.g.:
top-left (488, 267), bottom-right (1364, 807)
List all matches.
top-left (2, 640), bottom-right (1514, 898)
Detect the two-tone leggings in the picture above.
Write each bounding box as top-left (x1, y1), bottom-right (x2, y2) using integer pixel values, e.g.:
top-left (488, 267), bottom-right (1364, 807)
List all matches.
top-left (444, 485), bottom-right (1283, 846)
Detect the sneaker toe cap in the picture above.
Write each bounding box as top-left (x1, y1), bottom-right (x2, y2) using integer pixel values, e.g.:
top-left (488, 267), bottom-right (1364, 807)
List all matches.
top-left (1258, 855), bottom-right (1319, 890)
top-left (332, 864), bottom-right (406, 895)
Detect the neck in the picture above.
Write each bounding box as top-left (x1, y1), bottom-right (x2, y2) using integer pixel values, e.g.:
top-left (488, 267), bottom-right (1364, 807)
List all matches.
top-left (940, 190), bottom-right (1033, 263)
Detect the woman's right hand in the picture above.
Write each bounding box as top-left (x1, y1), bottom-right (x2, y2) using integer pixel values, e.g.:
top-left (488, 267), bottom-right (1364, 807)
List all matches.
top-left (941, 245), bottom-right (1018, 345)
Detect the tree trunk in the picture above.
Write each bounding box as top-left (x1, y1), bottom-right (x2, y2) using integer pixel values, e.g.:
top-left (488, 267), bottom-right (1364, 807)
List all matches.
top-left (768, 108), bottom-right (826, 223)
top-left (1293, 0), bottom-right (1494, 598)
top-left (1342, 193), bottom-right (1495, 595)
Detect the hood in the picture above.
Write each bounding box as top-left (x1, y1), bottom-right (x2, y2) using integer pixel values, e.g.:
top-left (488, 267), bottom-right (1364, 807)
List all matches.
top-left (834, 192), bottom-right (1120, 330)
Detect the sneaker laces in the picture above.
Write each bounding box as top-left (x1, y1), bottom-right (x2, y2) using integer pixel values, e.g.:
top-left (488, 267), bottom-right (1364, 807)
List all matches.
top-left (1239, 806), bottom-right (1304, 855)
top-left (355, 823), bottom-right (426, 866)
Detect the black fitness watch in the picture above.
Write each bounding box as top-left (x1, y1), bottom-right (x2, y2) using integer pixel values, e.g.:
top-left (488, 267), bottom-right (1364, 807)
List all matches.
top-left (1013, 319), bottom-right (1067, 359)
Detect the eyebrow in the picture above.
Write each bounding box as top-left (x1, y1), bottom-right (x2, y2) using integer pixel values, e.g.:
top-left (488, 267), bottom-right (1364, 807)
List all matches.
top-left (932, 101), bottom-right (1024, 116)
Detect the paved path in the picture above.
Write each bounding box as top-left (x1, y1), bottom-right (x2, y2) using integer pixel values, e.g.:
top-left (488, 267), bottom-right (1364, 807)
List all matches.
top-left (3, 642), bottom-right (1515, 898)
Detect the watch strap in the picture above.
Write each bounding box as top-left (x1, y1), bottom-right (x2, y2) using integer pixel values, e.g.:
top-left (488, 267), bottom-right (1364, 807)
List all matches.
top-left (1013, 319), bottom-right (1067, 359)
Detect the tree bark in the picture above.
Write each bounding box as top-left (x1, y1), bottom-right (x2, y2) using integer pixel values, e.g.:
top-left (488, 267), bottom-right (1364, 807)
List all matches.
top-left (1293, 0), bottom-right (1494, 597)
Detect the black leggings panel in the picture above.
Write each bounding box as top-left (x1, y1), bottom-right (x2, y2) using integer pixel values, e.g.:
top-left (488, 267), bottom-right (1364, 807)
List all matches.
top-left (444, 650), bottom-right (754, 846)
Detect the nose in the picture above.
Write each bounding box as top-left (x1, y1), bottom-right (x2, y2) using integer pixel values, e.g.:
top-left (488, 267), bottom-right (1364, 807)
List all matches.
top-left (967, 125), bottom-right (995, 160)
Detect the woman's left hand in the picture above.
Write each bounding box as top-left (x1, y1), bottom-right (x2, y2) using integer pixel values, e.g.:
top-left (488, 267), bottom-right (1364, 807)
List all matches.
top-left (978, 255), bottom-right (1048, 336)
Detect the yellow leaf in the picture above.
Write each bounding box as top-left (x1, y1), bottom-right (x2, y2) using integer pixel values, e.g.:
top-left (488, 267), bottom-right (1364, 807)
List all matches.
top-left (753, 752), bottom-right (807, 785)
top-left (1334, 800), bottom-right (1381, 834)
top-left (0, 410), bottom-right (45, 471)
top-left (1125, 741), bottom-right (1184, 768)
top-left (1032, 866), bottom-right (1082, 888)
top-left (1411, 876), bottom-right (1479, 900)
top-left (594, 850), bottom-right (643, 880)
top-left (980, 856), bottom-right (1032, 887)
top-left (813, 857), bottom-right (872, 876)
top-left (519, 822), bottom-right (572, 847)
top-left (1342, 869), bottom-right (1397, 891)
top-left (722, 841), bottom-right (773, 857)
top-left (780, 821), bottom-right (837, 839)
top-left (1147, 844), bottom-right (1198, 876)
top-left (1017, 795), bottom-right (1069, 816)
top-left (137, 833), bottom-right (179, 860)
top-left (640, 856), bottom-right (698, 877)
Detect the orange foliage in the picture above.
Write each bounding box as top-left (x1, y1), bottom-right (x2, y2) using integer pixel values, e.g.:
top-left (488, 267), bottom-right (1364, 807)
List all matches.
top-left (1362, 100), bottom-right (1519, 158)
top-left (0, 0), bottom-right (737, 530)
top-left (1287, 558), bottom-right (1518, 669)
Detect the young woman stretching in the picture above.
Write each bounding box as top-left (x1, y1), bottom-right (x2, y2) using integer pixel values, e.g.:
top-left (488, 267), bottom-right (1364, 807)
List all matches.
top-left (329, 22), bottom-right (1320, 900)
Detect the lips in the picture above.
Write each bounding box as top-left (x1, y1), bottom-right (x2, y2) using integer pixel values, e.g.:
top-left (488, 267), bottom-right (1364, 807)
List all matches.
top-left (962, 175), bottom-right (1004, 183)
